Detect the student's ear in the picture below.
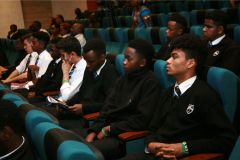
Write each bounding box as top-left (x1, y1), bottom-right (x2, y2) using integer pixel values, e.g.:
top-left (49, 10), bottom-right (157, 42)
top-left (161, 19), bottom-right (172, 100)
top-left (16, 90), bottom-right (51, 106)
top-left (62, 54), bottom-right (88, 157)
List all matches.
top-left (177, 28), bottom-right (183, 36)
top-left (0, 126), bottom-right (12, 141)
top-left (217, 26), bottom-right (224, 35)
top-left (187, 59), bottom-right (196, 69)
top-left (139, 58), bottom-right (147, 67)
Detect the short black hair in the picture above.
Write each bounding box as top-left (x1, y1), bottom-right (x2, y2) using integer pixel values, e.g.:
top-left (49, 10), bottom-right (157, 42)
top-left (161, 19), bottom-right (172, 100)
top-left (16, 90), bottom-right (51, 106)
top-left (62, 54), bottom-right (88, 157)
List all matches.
top-left (169, 34), bottom-right (208, 75)
top-left (128, 38), bottom-right (154, 68)
top-left (33, 20), bottom-right (42, 29)
top-left (83, 38), bottom-right (106, 56)
top-left (57, 36), bottom-right (82, 56)
top-left (32, 31), bottom-right (50, 48)
top-left (169, 13), bottom-right (188, 33)
top-left (0, 100), bottom-right (23, 134)
top-left (205, 10), bottom-right (228, 31)
top-left (50, 37), bottom-right (62, 45)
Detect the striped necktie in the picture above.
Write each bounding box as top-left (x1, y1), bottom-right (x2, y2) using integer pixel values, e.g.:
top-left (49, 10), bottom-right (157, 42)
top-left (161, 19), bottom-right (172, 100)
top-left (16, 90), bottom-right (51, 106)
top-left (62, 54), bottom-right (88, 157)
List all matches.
top-left (174, 86), bottom-right (181, 97)
top-left (23, 54), bottom-right (31, 72)
top-left (69, 65), bottom-right (76, 79)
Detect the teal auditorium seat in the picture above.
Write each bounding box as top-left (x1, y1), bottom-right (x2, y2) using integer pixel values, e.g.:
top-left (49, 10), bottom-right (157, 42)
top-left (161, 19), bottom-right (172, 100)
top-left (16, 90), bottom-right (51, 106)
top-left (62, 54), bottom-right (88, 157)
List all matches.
top-left (206, 67), bottom-right (240, 124)
top-left (190, 25), bottom-right (203, 37)
top-left (32, 122), bottom-right (104, 160)
top-left (234, 25), bottom-right (240, 43)
top-left (105, 28), bottom-right (125, 55)
top-left (229, 135), bottom-right (240, 160)
top-left (146, 27), bottom-right (162, 54)
top-left (2, 93), bottom-right (28, 107)
top-left (84, 28), bottom-right (94, 40)
top-left (159, 27), bottom-right (167, 44)
top-left (115, 54), bottom-right (125, 76)
top-left (154, 60), bottom-right (174, 90)
top-left (25, 109), bottom-right (59, 141)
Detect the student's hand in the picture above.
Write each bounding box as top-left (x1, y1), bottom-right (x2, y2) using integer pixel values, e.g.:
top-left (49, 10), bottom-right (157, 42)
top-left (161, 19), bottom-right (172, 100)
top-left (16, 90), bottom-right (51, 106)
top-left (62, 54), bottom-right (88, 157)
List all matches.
top-left (148, 142), bottom-right (182, 159)
top-left (86, 132), bottom-right (96, 142)
top-left (68, 104), bottom-right (82, 115)
top-left (29, 65), bottom-right (39, 72)
top-left (97, 125), bottom-right (110, 140)
top-left (61, 60), bottom-right (72, 75)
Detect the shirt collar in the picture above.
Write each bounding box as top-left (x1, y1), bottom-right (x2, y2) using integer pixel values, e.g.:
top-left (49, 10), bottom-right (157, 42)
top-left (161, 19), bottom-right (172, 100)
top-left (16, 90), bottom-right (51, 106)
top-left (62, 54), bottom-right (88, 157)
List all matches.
top-left (210, 34), bottom-right (226, 46)
top-left (55, 58), bottom-right (61, 64)
top-left (174, 76), bottom-right (197, 95)
top-left (75, 57), bottom-right (86, 69)
top-left (96, 59), bottom-right (107, 76)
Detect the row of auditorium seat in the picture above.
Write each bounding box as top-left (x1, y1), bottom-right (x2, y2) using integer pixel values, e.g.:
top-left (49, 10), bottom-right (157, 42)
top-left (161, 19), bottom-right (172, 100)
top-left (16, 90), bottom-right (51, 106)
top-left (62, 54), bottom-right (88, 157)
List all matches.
top-left (67, 7), bottom-right (240, 28)
top-left (0, 84), bottom-right (104, 160)
top-left (83, 25), bottom-right (240, 56)
top-left (95, 0), bottom-right (234, 17)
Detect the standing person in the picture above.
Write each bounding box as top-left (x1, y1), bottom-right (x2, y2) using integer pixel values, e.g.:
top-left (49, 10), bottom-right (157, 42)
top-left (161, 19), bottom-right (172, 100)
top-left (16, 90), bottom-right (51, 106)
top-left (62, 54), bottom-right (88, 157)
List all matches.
top-left (0, 100), bottom-right (35, 160)
top-left (121, 34), bottom-right (237, 160)
top-left (203, 10), bottom-right (240, 76)
top-left (130, 0), bottom-right (151, 28)
top-left (2, 34), bottom-right (38, 84)
top-left (84, 39), bottom-right (161, 160)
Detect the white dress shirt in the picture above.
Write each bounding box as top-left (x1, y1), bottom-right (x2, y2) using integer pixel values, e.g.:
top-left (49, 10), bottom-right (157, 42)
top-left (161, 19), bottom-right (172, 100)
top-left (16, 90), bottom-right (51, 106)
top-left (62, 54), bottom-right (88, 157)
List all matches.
top-left (59, 58), bottom-right (87, 101)
top-left (210, 34), bottom-right (226, 46)
top-left (25, 50), bottom-right (52, 89)
top-left (16, 52), bottom-right (38, 74)
top-left (75, 33), bottom-right (86, 47)
top-left (36, 49), bottom-right (53, 78)
top-left (174, 76), bottom-right (197, 96)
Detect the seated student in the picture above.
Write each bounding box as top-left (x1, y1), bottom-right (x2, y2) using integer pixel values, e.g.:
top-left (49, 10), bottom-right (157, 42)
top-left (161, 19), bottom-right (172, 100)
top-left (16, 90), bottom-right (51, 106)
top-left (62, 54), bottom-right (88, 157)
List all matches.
top-left (155, 13), bottom-right (188, 60)
top-left (13, 31), bottom-right (53, 97)
top-left (2, 34), bottom-right (38, 84)
top-left (83, 39), bottom-right (161, 160)
top-left (0, 100), bottom-right (35, 160)
top-left (27, 37), bottom-right (63, 102)
top-left (57, 36), bottom-right (86, 102)
top-left (58, 38), bottom-right (119, 128)
top-left (121, 34), bottom-right (237, 160)
top-left (203, 10), bottom-right (240, 76)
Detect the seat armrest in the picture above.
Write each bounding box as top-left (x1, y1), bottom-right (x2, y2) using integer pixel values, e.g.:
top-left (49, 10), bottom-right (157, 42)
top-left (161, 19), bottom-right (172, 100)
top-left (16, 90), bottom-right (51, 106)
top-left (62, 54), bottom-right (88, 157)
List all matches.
top-left (42, 90), bottom-right (60, 96)
top-left (83, 112), bottom-right (100, 121)
top-left (118, 131), bottom-right (149, 141)
top-left (181, 153), bottom-right (224, 160)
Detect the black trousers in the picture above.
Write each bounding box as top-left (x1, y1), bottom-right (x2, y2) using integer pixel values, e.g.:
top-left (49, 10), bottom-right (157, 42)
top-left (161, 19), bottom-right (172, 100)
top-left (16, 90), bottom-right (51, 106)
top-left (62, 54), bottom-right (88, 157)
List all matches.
top-left (92, 137), bottom-right (126, 160)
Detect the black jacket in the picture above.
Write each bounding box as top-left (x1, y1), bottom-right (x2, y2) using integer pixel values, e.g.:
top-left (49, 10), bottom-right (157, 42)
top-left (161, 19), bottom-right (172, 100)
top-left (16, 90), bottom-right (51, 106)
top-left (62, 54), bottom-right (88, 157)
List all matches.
top-left (88, 69), bottom-right (161, 136)
top-left (205, 36), bottom-right (240, 76)
top-left (66, 61), bottom-right (119, 114)
top-left (31, 59), bottom-right (63, 95)
top-left (146, 79), bottom-right (237, 155)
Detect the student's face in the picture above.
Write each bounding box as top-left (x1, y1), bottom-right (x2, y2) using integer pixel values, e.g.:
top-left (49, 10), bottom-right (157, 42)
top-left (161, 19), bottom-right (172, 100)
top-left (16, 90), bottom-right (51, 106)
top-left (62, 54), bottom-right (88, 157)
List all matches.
top-left (166, 49), bottom-right (194, 77)
top-left (60, 50), bottom-right (74, 64)
top-left (166, 21), bottom-right (182, 41)
top-left (123, 47), bottom-right (145, 74)
top-left (83, 50), bottom-right (104, 72)
top-left (49, 44), bottom-right (60, 60)
top-left (31, 38), bottom-right (42, 53)
top-left (23, 39), bottom-right (33, 54)
top-left (203, 19), bottom-right (222, 41)
top-left (50, 26), bottom-right (60, 35)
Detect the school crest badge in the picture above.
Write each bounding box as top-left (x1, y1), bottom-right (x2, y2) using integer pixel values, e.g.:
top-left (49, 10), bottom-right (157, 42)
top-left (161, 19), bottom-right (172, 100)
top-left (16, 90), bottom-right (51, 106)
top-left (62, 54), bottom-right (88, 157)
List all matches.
top-left (213, 50), bottom-right (220, 56)
top-left (186, 104), bottom-right (194, 114)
